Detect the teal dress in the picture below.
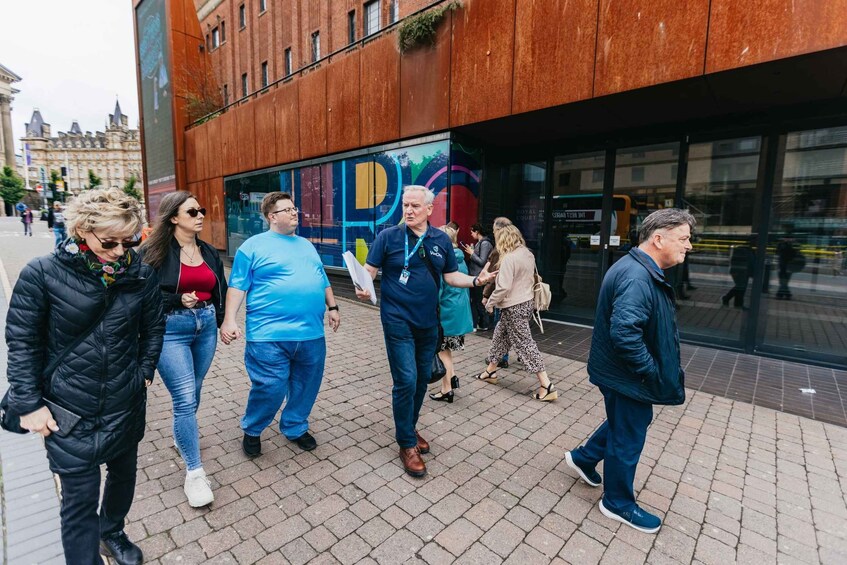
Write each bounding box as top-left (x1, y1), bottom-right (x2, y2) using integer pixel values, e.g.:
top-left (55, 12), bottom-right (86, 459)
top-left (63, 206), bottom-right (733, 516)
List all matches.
top-left (439, 248), bottom-right (474, 342)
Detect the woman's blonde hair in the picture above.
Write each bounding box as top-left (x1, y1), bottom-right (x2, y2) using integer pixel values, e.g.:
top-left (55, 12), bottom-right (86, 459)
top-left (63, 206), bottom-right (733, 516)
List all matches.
top-left (495, 224), bottom-right (525, 260)
top-left (439, 225), bottom-right (458, 247)
top-left (64, 187), bottom-right (144, 239)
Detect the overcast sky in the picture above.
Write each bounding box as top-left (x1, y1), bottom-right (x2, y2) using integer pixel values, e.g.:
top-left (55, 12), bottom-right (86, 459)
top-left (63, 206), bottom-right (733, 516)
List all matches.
top-left (1, 0), bottom-right (139, 150)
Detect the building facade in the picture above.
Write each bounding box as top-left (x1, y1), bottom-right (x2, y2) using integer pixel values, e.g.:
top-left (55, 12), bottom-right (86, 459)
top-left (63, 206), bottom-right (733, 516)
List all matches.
top-left (0, 62), bottom-right (22, 170)
top-left (21, 101), bottom-right (144, 195)
top-left (135, 0), bottom-right (847, 369)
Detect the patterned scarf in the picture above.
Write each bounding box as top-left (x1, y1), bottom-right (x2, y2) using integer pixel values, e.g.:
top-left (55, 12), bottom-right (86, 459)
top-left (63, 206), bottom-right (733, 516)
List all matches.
top-left (64, 239), bottom-right (133, 287)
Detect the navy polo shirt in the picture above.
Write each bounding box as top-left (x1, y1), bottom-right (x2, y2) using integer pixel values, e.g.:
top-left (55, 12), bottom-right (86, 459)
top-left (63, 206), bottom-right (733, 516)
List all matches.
top-left (367, 224), bottom-right (458, 328)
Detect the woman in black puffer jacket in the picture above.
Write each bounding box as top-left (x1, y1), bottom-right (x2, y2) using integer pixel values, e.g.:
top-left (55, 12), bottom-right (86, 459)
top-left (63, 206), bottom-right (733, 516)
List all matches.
top-left (5, 188), bottom-right (164, 565)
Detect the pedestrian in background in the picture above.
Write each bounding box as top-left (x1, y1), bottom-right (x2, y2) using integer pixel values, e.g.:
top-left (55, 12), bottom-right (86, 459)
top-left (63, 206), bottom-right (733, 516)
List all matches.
top-left (47, 202), bottom-right (66, 247)
top-left (430, 225), bottom-right (474, 403)
top-left (564, 208), bottom-right (694, 534)
top-left (355, 185), bottom-right (496, 478)
top-left (21, 206), bottom-right (33, 236)
top-left (221, 191), bottom-right (341, 458)
top-left (142, 191), bottom-right (227, 508)
top-left (477, 224), bottom-right (556, 401)
top-left (5, 187), bottom-right (164, 565)
top-left (462, 223), bottom-right (493, 331)
top-left (482, 216), bottom-right (513, 368)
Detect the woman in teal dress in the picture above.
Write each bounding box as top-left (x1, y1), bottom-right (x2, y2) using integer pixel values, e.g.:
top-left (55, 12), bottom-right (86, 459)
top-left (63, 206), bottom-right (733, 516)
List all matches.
top-left (430, 225), bottom-right (474, 403)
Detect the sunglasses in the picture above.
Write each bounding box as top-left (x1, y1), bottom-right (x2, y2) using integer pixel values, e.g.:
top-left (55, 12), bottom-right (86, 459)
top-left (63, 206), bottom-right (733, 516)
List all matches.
top-left (91, 231), bottom-right (141, 250)
top-left (185, 207), bottom-right (207, 218)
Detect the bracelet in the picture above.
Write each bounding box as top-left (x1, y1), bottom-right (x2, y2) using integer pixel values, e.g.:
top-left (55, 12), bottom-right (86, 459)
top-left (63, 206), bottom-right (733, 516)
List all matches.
top-left (328, 305), bottom-right (339, 311)
top-left (472, 276), bottom-right (479, 287)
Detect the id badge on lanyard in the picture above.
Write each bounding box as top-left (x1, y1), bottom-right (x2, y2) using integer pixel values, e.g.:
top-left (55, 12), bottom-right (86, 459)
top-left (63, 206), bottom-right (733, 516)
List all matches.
top-left (400, 230), bottom-right (425, 286)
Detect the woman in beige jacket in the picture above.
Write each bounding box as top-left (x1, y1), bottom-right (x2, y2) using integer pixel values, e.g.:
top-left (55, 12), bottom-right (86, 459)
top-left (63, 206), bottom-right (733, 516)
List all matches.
top-left (477, 225), bottom-right (556, 401)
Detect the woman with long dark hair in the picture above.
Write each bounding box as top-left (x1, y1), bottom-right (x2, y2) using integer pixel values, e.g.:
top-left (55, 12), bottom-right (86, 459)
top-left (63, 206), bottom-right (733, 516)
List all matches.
top-left (141, 191), bottom-right (227, 507)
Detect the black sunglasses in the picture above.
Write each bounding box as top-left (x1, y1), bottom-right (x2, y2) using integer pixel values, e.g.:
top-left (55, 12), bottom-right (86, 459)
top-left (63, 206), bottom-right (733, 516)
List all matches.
top-left (185, 207), bottom-right (207, 218)
top-left (91, 231), bottom-right (141, 250)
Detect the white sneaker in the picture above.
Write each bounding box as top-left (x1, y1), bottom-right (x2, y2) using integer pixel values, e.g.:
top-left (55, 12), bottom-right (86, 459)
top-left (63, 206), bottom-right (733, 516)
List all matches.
top-left (184, 468), bottom-right (214, 507)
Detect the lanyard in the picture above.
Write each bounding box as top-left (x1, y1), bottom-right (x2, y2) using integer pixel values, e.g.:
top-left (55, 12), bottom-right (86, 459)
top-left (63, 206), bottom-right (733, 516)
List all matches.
top-left (404, 229), bottom-right (426, 270)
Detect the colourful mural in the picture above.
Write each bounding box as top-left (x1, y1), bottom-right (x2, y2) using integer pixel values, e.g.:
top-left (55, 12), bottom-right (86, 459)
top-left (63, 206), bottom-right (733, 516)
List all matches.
top-left (224, 138), bottom-right (483, 269)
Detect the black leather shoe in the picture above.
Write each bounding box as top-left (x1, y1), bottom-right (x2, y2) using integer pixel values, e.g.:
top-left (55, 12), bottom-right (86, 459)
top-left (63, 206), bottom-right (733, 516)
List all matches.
top-left (100, 531), bottom-right (143, 565)
top-left (293, 431), bottom-right (317, 451)
top-left (243, 433), bottom-right (261, 457)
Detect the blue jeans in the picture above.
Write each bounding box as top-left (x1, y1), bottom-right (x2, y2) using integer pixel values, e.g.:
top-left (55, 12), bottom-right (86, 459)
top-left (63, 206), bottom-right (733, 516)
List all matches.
top-left (58, 444), bottom-right (137, 565)
top-left (242, 338), bottom-right (326, 439)
top-left (53, 226), bottom-right (67, 247)
top-left (571, 385), bottom-right (653, 513)
top-left (382, 320), bottom-right (439, 448)
top-left (157, 305), bottom-right (218, 470)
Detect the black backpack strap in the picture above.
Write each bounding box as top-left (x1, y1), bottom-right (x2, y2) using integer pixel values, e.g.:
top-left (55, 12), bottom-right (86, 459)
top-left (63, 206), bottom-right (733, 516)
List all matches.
top-left (417, 244), bottom-right (443, 334)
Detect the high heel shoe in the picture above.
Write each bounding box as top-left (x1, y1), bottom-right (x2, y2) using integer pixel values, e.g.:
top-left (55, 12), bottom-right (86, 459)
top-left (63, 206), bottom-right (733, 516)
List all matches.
top-left (534, 382), bottom-right (558, 402)
top-left (429, 390), bottom-right (454, 403)
top-left (451, 375), bottom-right (460, 389)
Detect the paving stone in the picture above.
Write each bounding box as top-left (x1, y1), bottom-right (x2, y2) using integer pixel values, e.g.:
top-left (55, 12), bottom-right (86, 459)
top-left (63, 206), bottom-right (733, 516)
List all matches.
top-left (480, 518), bottom-right (525, 558)
top-left (369, 529), bottom-right (424, 565)
top-left (434, 517), bottom-right (483, 556)
top-left (560, 530), bottom-right (606, 564)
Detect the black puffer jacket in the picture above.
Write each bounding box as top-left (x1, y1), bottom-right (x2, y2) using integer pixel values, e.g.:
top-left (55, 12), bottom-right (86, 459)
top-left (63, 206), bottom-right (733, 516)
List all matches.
top-left (5, 247), bottom-right (165, 474)
top-left (151, 238), bottom-right (227, 327)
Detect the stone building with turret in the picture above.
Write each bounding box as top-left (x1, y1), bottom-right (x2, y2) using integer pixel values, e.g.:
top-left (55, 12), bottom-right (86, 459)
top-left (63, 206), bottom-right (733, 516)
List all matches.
top-left (21, 100), bottom-right (143, 195)
top-left (0, 62), bottom-right (22, 171)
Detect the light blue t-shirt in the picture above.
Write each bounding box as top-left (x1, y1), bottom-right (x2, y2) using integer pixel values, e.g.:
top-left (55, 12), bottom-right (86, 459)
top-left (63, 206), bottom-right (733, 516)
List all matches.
top-left (229, 231), bottom-right (330, 342)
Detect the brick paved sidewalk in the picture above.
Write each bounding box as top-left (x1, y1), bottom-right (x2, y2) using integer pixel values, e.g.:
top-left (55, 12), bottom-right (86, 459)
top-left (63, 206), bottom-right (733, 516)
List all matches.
top-left (129, 299), bottom-right (847, 565)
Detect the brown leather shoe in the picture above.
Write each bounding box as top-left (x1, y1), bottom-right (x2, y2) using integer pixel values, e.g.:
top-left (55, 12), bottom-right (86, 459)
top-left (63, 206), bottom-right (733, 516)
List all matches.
top-left (399, 447), bottom-right (427, 477)
top-left (415, 431), bottom-right (430, 454)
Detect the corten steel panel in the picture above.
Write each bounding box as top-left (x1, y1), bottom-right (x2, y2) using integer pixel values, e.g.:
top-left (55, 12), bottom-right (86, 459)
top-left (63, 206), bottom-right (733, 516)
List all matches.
top-left (236, 101), bottom-right (257, 172)
top-left (450, 0), bottom-right (517, 127)
top-left (400, 11), bottom-right (451, 138)
top-left (275, 81), bottom-right (301, 164)
top-left (253, 91), bottom-right (278, 169)
top-left (173, 96), bottom-right (188, 164)
top-left (512, 0), bottom-right (597, 114)
top-left (206, 114), bottom-right (222, 179)
top-left (208, 177), bottom-right (227, 250)
top-left (327, 50), bottom-right (362, 153)
top-left (219, 109), bottom-right (240, 176)
top-left (170, 0), bottom-right (186, 34)
top-left (185, 127), bottom-right (199, 183)
top-left (360, 34), bottom-right (401, 146)
top-left (176, 161), bottom-right (188, 191)
top-left (171, 32), bottom-right (188, 98)
top-left (192, 121), bottom-right (208, 182)
top-left (706, 0), bottom-right (847, 73)
top-left (594, 0), bottom-right (709, 96)
top-left (298, 67), bottom-right (328, 159)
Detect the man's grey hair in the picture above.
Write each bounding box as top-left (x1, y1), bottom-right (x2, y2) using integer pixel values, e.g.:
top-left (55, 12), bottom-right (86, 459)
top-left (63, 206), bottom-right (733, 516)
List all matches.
top-left (493, 216), bottom-right (512, 231)
top-left (638, 209), bottom-right (696, 244)
top-left (403, 185), bottom-right (435, 206)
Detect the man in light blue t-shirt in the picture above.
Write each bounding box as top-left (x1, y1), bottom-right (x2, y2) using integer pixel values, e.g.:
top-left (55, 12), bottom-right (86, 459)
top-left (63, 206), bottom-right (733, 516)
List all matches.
top-left (221, 192), bottom-right (341, 457)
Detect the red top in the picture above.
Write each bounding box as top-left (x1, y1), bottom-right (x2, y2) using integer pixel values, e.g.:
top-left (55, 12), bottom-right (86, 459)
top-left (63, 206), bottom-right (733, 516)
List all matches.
top-left (177, 262), bottom-right (216, 302)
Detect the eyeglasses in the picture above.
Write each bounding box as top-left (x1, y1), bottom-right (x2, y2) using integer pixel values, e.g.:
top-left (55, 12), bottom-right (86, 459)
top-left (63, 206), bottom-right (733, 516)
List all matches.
top-left (91, 231), bottom-right (141, 250)
top-left (270, 207), bottom-right (299, 216)
top-left (184, 207), bottom-right (206, 217)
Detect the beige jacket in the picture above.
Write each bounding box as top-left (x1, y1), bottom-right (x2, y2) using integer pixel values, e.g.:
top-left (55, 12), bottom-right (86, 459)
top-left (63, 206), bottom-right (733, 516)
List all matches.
top-left (487, 246), bottom-right (536, 309)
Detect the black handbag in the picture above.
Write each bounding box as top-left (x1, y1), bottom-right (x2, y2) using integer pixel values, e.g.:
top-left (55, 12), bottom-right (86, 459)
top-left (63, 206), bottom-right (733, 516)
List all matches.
top-left (418, 244), bottom-right (448, 385)
top-left (1, 294), bottom-right (113, 434)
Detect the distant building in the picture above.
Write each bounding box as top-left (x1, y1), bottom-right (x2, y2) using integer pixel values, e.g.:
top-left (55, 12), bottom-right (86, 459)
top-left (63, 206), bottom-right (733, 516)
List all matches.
top-left (20, 101), bottom-right (143, 195)
top-left (0, 62), bottom-right (21, 170)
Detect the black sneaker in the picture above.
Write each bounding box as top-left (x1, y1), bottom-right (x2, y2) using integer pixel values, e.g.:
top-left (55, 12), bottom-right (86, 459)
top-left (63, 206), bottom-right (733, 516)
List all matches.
top-left (292, 431), bottom-right (317, 451)
top-left (242, 433), bottom-right (261, 457)
top-left (100, 531), bottom-right (143, 565)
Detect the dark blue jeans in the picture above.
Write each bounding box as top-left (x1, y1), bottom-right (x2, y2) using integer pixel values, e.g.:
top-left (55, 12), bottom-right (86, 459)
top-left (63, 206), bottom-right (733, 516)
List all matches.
top-left (382, 320), bottom-right (439, 448)
top-left (571, 385), bottom-right (653, 513)
top-left (58, 444), bottom-right (138, 564)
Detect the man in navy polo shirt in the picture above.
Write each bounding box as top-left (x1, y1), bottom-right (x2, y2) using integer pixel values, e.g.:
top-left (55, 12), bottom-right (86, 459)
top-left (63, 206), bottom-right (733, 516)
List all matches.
top-left (356, 185), bottom-right (497, 477)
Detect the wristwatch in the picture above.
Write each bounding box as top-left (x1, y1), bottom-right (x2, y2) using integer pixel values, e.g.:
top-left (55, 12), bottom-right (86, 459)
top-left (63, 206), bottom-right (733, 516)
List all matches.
top-left (328, 305), bottom-right (339, 311)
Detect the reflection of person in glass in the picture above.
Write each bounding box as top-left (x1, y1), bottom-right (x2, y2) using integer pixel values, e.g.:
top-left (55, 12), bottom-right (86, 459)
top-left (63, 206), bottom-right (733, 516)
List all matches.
top-left (776, 235), bottom-right (803, 300)
top-left (721, 237), bottom-right (755, 309)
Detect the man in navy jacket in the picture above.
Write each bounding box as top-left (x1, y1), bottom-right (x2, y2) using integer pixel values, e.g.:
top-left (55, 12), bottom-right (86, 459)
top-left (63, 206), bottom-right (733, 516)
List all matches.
top-left (565, 208), bottom-right (695, 534)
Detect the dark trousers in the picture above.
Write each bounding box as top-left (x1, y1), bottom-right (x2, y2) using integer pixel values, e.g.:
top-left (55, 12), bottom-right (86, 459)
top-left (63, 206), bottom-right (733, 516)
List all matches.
top-left (722, 273), bottom-right (749, 307)
top-left (382, 319), bottom-right (439, 448)
top-left (58, 445), bottom-right (138, 565)
top-left (572, 385), bottom-right (653, 513)
top-left (470, 286), bottom-right (489, 329)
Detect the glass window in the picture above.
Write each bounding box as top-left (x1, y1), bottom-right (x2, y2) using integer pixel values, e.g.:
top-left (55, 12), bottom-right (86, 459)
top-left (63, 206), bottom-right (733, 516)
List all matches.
top-left (680, 137), bottom-right (761, 342)
top-left (364, 1), bottom-right (380, 36)
top-left (239, 4), bottom-right (246, 28)
top-left (348, 11), bottom-right (356, 44)
top-left (311, 31), bottom-right (320, 62)
top-left (284, 48), bottom-right (292, 76)
top-left (259, 0), bottom-right (266, 13)
top-left (241, 73), bottom-right (248, 97)
top-left (389, 0), bottom-right (399, 23)
top-left (223, 84), bottom-right (228, 106)
top-left (220, 21), bottom-right (226, 42)
top-left (261, 62), bottom-right (268, 88)
top-left (759, 126), bottom-right (847, 360)
top-left (211, 27), bottom-right (220, 49)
